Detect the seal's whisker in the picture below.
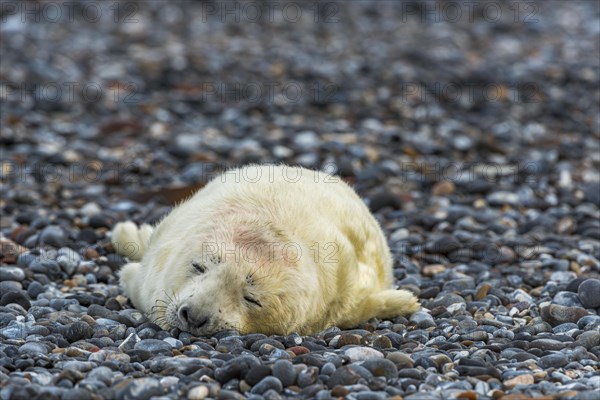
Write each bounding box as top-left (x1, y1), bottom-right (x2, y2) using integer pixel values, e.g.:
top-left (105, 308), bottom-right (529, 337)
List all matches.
top-left (248, 259), bottom-right (270, 282)
top-left (162, 289), bottom-right (174, 304)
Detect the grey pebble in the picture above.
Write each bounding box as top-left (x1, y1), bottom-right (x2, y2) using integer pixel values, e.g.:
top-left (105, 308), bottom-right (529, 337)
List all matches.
top-left (115, 377), bottom-right (164, 400)
top-left (0, 266), bottom-right (25, 281)
top-left (327, 366), bottom-right (361, 388)
top-left (577, 279), bottom-right (600, 308)
top-left (271, 359), bottom-right (297, 387)
top-left (553, 323), bottom-right (579, 333)
top-left (27, 281), bottom-right (45, 298)
top-left (0, 280), bottom-right (22, 292)
top-left (344, 347), bottom-right (384, 362)
top-left (19, 341), bottom-right (50, 355)
top-left (134, 338), bottom-right (173, 353)
top-left (61, 361), bottom-right (95, 372)
top-left (578, 315), bottom-right (600, 330)
top-left (39, 225), bottom-right (66, 247)
top-left (59, 321), bottom-right (94, 342)
top-left (297, 366), bottom-right (319, 387)
top-left (539, 353), bottom-right (569, 369)
top-left (443, 277), bottom-right (475, 292)
top-left (575, 331), bottom-right (600, 350)
top-left (250, 376), bottom-right (283, 395)
top-left (61, 388), bottom-right (93, 400)
top-left (87, 366), bottom-right (114, 385)
top-left (410, 311), bottom-right (436, 329)
top-left (429, 294), bottom-right (465, 309)
top-left (320, 362), bottom-right (336, 376)
top-left (550, 271), bottom-right (578, 284)
top-left (553, 291), bottom-right (584, 307)
top-left (57, 247), bottom-right (81, 276)
top-left (0, 291), bottom-right (31, 310)
top-left (487, 191), bottom-right (520, 206)
top-left (355, 392), bottom-right (389, 400)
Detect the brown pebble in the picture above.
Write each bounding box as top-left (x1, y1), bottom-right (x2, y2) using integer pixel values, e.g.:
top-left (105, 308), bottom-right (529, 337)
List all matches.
top-left (529, 287), bottom-right (543, 297)
top-left (105, 297), bottom-right (122, 311)
top-left (490, 390), bottom-right (504, 400)
top-left (372, 335), bottom-right (393, 349)
top-left (540, 304), bottom-right (589, 327)
top-left (556, 216), bottom-right (576, 234)
top-left (496, 246), bottom-right (516, 264)
top-left (422, 264), bottom-right (446, 277)
top-left (81, 315), bottom-right (97, 326)
top-left (84, 248), bottom-right (100, 259)
top-left (503, 374), bottom-right (534, 389)
top-left (287, 346), bottom-right (310, 355)
top-left (65, 347), bottom-right (85, 357)
top-left (474, 283), bottom-right (492, 301)
top-left (386, 352), bottom-right (414, 369)
top-left (337, 333), bottom-right (362, 347)
top-left (0, 236), bottom-right (27, 264)
top-left (456, 391), bottom-right (478, 400)
top-left (432, 180), bottom-right (455, 196)
top-left (499, 395), bottom-right (555, 400)
top-left (330, 386), bottom-right (350, 397)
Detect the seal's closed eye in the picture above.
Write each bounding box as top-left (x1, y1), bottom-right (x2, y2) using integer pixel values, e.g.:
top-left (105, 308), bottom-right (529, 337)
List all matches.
top-left (244, 296), bottom-right (262, 307)
top-left (192, 262), bottom-right (206, 274)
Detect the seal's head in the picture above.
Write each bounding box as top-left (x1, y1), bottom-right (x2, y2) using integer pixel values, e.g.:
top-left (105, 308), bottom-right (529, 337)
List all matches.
top-left (122, 220), bottom-right (318, 336)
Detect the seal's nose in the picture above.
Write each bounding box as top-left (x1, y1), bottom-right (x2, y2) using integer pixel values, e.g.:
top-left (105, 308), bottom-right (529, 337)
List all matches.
top-left (178, 305), bottom-right (209, 329)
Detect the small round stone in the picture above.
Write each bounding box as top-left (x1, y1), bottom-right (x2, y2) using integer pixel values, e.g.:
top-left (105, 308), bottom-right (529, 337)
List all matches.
top-left (19, 342), bottom-right (50, 355)
top-left (40, 225), bottom-right (66, 247)
top-left (134, 339), bottom-right (173, 353)
top-left (61, 321), bottom-right (94, 342)
top-left (271, 360), bottom-right (296, 387)
top-left (578, 279), bottom-right (600, 308)
top-left (114, 377), bottom-right (164, 400)
top-left (296, 366), bottom-right (319, 387)
top-left (244, 365), bottom-right (271, 386)
top-left (386, 352), bottom-right (414, 369)
top-left (539, 353), bottom-right (568, 369)
top-left (327, 366), bottom-right (361, 389)
top-left (575, 331), bottom-right (600, 350)
top-left (541, 304), bottom-right (590, 327)
top-left (344, 347), bottom-right (383, 362)
top-left (250, 376), bottom-right (283, 395)
top-left (0, 291), bottom-right (31, 310)
top-left (553, 291), bottom-right (583, 307)
top-left (361, 359), bottom-right (398, 379)
top-left (187, 385), bottom-right (209, 400)
top-left (0, 266), bottom-right (26, 281)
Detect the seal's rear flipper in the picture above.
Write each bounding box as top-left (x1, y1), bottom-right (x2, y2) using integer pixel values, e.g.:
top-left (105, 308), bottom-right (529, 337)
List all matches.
top-left (361, 289), bottom-right (420, 321)
top-left (111, 221), bottom-right (154, 261)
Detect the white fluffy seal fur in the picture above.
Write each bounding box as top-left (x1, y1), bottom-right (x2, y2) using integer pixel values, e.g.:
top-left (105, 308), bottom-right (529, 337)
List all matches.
top-left (111, 165), bottom-right (419, 335)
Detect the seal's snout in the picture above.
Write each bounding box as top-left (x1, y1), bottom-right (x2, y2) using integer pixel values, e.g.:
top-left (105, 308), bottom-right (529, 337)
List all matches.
top-left (178, 305), bottom-right (209, 329)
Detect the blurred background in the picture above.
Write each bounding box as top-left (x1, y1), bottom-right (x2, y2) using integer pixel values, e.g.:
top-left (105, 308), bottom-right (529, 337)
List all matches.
top-left (2, 0), bottom-right (599, 269)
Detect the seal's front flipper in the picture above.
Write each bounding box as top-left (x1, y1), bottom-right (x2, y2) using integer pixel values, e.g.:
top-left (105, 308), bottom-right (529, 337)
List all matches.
top-left (118, 262), bottom-right (143, 306)
top-left (111, 221), bottom-right (154, 261)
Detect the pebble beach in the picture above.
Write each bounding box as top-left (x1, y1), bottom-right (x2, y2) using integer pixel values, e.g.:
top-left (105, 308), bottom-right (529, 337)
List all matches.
top-left (1, 1), bottom-right (599, 399)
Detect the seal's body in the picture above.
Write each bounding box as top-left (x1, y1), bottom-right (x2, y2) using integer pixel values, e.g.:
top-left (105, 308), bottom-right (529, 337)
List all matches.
top-left (112, 165), bottom-right (419, 335)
